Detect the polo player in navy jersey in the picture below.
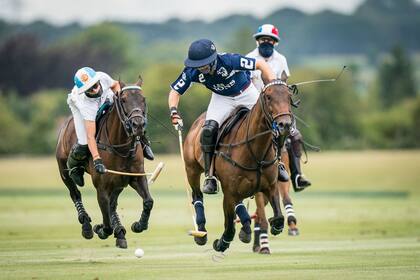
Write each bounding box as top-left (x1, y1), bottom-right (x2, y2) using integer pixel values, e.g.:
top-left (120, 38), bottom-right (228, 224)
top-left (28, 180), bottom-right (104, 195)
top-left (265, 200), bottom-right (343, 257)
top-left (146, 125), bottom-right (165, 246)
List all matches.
top-left (168, 39), bottom-right (276, 194)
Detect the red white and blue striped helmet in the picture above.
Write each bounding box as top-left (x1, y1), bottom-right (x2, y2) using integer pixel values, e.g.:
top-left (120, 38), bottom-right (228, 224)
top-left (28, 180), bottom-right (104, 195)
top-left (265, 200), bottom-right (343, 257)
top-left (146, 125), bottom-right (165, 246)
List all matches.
top-left (73, 67), bottom-right (100, 94)
top-left (253, 24), bottom-right (280, 42)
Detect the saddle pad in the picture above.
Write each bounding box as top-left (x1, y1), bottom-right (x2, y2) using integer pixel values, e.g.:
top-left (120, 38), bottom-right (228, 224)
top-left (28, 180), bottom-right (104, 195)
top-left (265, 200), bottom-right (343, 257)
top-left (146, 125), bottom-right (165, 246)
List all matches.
top-left (215, 107), bottom-right (249, 148)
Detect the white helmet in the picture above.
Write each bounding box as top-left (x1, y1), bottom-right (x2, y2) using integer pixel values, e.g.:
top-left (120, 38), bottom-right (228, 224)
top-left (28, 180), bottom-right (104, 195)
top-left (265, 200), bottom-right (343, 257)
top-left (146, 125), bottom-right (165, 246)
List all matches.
top-left (73, 67), bottom-right (100, 94)
top-left (253, 24), bottom-right (280, 42)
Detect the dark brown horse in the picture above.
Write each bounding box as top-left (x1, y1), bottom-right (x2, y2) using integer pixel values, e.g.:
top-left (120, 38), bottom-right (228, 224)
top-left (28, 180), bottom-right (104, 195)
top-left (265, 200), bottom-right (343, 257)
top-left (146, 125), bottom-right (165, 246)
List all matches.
top-left (56, 79), bottom-right (153, 248)
top-left (183, 80), bottom-right (293, 252)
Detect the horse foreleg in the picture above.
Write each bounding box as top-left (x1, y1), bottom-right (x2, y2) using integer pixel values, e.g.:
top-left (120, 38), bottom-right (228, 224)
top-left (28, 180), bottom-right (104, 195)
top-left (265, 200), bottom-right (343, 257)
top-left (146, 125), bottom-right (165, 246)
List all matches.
top-left (192, 190), bottom-right (207, 245)
top-left (235, 201), bottom-right (252, 243)
top-left (93, 189), bottom-right (113, 241)
top-left (109, 187), bottom-right (127, 249)
top-left (59, 160), bottom-right (93, 239)
top-left (130, 176), bottom-right (154, 233)
top-left (213, 195), bottom-right (236, 252)
top-left (279, 180), bottom-right (299, 236)
top-left (267, 182), bottom-right (285, 236)
top-left (254, 192), bottom-right (270, 254)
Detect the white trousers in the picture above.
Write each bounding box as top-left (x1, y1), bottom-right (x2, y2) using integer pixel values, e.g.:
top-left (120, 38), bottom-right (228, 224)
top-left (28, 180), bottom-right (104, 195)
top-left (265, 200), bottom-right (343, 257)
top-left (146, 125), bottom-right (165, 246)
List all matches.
top-left (205, 83), bottom-right (259, 125)
top-left (67, 96), bottom-right (88, 145)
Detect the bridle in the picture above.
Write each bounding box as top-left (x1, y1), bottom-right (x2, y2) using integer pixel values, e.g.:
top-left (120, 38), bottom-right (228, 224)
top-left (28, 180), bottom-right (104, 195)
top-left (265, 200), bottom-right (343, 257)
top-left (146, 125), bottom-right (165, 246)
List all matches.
top-left (114, 85), bottom-right (147, 137)
top-left (96, 85), bottom-right (147, 158)
top-left (260, 79), bottom-right (294, 138)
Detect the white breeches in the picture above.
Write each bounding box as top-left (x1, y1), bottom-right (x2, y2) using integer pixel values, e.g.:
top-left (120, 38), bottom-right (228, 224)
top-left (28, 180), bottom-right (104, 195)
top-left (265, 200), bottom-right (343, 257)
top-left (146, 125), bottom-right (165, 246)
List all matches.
top-left (205, 83), bottom-right (259, 125)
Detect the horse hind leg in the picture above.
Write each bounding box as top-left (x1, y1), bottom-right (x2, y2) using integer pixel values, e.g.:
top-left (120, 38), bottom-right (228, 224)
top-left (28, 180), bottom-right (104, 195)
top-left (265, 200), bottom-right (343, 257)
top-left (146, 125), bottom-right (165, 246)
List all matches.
top-left (58, 159), bottom-right (93, 239)
top-left (109, 188), bottom-right (127, 249)
top-left (129, 177), bottom-right (154, 234)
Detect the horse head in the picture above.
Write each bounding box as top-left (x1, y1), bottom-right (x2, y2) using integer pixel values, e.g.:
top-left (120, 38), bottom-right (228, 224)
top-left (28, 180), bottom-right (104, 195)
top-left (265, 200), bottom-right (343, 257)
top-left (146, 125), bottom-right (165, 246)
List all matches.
top-left (260, 79), bottom-right (293, 138)
top-left (115, 76), bottom-right (147, 137)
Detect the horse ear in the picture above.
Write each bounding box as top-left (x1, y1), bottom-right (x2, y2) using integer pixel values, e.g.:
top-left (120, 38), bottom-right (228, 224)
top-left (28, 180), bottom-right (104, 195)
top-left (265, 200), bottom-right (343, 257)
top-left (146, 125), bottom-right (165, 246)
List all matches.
top-left (281, 70), bottom-right (288, 82)
top-left (136, 74), bottom-right (143, 87)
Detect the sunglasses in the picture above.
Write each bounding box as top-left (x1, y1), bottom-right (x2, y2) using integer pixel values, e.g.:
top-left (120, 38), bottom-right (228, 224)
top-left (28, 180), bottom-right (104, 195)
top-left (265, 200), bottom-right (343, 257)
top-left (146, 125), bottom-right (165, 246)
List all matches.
top-left (86, 82), bottom-right (101, 93)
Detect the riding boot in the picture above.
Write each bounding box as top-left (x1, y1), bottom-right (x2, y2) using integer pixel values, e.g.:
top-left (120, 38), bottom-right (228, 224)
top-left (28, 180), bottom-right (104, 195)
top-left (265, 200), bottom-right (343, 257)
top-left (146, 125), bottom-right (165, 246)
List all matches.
top-left (141, 134), bottom-right (154, 161)
top-left (287, 132), bottom-right (311, 192)
top-left (278, 161), bottom-right (289, 182)
top-left (201, 120), bottom-right (219, 195)
top-left (67, 144), bottom-right (89, 187)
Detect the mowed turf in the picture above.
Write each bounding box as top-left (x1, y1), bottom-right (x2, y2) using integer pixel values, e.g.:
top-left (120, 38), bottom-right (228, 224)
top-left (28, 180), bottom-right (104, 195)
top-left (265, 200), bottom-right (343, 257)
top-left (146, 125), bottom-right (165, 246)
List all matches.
top-left (0, 151), bottom-right (419, 280)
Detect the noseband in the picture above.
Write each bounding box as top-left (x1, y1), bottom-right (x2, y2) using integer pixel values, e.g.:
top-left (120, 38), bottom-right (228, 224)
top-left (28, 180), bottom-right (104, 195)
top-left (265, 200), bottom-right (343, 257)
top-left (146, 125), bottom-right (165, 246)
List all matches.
top-left (115, 85), bottom-right (146, 137)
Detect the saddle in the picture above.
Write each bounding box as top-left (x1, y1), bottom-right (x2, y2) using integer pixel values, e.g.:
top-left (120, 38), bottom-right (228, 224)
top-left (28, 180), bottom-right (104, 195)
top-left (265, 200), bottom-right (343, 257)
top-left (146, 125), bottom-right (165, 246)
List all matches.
top-left (215, 106), bottom-right (249, 148)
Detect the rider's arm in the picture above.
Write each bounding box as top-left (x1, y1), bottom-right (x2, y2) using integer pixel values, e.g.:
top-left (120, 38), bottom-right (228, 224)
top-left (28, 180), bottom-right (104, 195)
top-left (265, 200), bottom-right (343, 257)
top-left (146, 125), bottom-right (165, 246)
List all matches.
top-left (168, 89), bottom-right (181, 109)
top-left (84, 120), bottom-right (100, 160)
top-left (256, 59), bottom-right (276, 84)
top-left (110, 80), bottom-right (121, 93)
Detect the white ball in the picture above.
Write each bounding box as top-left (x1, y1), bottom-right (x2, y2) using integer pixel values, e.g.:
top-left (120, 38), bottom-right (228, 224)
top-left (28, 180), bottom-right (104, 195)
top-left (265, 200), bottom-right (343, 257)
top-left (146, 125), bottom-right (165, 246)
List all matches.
top-left (134, 248), bottom-right (144, 258)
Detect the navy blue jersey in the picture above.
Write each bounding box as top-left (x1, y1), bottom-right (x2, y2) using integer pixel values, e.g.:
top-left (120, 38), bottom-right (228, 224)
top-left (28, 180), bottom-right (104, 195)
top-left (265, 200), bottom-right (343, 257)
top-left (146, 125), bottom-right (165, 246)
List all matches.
top-left (170, 53), bottom-right (256, 96)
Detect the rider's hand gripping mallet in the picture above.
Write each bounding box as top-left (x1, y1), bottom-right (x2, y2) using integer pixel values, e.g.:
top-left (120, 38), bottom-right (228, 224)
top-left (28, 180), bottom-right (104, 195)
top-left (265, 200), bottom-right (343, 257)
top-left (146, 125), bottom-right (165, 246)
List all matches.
top-left (176, 121), bottom-right (207, 238)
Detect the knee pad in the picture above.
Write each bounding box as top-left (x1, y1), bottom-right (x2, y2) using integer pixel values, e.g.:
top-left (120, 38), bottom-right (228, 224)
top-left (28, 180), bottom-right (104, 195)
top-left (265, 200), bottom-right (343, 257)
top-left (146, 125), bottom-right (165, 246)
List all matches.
top-left (200, 120), bottom-right (219, 153)
top-left (70, 144), bottom-right (89, 161)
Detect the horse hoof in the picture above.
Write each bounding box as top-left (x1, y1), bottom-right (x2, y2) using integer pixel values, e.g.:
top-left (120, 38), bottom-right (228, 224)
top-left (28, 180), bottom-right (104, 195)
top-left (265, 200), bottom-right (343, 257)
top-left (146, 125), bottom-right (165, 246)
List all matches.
top-left (259, 247), bottom-right (271, 254)
top-left (213, 239), bottom-right (229, 252)
top-left (81, 223), bottom-right (93, 239)
top-left (131, 222), bottom-right (144, 233)
top-left (288, 228), bottom-right (300, 236)
top-left (238, 228), bottom-right (251, 243)
top-left (252, 245), bottom-right (260, 253)
top-left (93, 224), bottom-right (112, 240)
top-left (269, 216), bottom-right (284, 236)
top-left (116, 238), bottom-right (127, 249)
top-left (194, 235), bottom-right (207, 246)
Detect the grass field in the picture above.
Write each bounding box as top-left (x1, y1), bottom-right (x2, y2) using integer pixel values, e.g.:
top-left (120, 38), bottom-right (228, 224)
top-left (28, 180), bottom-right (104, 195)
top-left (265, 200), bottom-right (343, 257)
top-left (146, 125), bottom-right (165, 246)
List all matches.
top-left (0, 151), bottom-right (420, 279)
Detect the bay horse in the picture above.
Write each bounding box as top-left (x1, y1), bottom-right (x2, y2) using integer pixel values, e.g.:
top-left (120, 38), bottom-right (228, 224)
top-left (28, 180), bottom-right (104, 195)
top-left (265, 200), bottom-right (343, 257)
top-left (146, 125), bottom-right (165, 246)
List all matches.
top-left (183, 80), bottom-right (293, 252)
top-left (56, 78), bottom-right (153, 248)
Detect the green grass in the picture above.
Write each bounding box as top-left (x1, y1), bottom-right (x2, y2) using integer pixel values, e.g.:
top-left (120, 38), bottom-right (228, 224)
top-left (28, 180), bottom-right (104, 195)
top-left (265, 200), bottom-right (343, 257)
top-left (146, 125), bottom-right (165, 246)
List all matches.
top-left (0, 151), bottom-right (420, 279)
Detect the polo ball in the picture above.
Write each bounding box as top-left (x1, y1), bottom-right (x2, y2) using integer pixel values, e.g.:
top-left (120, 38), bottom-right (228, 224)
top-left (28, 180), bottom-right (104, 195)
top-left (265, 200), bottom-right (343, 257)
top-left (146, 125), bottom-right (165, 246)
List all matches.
top-left (134, 248), bottom-right (144, 258)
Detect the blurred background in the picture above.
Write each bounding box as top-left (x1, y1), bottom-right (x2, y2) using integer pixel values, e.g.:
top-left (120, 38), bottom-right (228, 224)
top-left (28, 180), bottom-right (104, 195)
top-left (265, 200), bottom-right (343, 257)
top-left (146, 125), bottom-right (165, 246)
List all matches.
top-left (0, 1), bottom-right (419, 278)
top-left (0, 0), bottom-right (419, 154)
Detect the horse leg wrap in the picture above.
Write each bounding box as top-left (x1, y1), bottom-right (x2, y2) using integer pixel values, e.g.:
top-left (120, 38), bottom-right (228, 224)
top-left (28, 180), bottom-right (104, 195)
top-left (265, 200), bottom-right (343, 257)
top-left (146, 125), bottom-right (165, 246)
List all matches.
top-left (259, 230), bottom-right (270, 253)
top-left (75, 200), bottom-right (91, 224)
top-left (94, 225), bottom-right (113, 239)
top-left (193, 200), bottom-right (206, 226)
top-left (138, 199), bottom-right (154, 230)
top-left (235, 203), bottom-right (251, 225)
top-left (285, 203), bottom-right (297, 225)
top-left (253, 222), bottom-right (261, 252)
top-left (213, 235), bottom-right (231, 252)
top-left (114, 225), bottom-right (126, 239)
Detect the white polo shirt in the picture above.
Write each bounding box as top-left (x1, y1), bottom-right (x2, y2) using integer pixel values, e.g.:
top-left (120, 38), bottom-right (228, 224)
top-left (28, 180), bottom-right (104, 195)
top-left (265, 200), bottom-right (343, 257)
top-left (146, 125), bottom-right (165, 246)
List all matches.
top-left (67, 72), bottom-right (115, 121)
top-left (246, 48), bottom-right (290, 92)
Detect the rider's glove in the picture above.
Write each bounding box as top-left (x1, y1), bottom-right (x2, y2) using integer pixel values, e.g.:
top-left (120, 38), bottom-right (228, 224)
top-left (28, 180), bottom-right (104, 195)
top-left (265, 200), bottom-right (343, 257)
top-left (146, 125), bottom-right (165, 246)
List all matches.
top-left (93, 158), bottom-right (106, 174)
top-left (170, 107), bottom-right (183, 130)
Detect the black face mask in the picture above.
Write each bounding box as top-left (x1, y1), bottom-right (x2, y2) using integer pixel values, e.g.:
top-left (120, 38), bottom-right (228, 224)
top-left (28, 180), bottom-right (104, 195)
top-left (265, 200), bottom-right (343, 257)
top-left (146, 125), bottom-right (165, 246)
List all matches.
top-left (258, 42), bottom-right (274, 58)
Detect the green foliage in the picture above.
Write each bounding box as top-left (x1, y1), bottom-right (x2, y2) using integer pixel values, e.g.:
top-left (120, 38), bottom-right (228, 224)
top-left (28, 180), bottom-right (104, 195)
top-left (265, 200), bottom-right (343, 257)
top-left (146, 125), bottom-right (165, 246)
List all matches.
top-left (378, 46), bottom-right (417, 108)
top-left (0, 95), bottom-right (27, 154)
top-left (361, 97), bottom-right (420, 148)
top-left (291, 68), bottom-right (362, 149)
top-left (227, 26), bottom-right (255, 55)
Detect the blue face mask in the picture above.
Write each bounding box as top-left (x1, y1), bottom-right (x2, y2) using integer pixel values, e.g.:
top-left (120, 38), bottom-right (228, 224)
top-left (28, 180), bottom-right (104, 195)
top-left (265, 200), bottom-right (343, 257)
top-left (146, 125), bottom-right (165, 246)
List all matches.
top-left (258, 42), bottom-right (274, 58)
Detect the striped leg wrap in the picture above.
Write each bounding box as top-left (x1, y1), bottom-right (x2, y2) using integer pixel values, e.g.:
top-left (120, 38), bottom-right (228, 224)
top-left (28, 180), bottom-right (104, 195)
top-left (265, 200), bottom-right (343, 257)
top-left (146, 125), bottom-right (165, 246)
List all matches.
top-left (111, 212), bottom-right (122, 229)
top-left (285, 203), bottom-right (296, 218)
top-left (75, 200), bottom-right (90, 223)
top-left (259, 230), bottom-right (269, 249)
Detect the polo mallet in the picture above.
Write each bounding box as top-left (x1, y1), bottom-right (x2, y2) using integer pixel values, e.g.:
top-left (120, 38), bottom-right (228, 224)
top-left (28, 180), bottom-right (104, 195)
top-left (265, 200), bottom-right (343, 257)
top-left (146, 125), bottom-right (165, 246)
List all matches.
top-left (105, 161), bottom-right (165, 185)
top-left (175, 121), bottom-right (207, 238)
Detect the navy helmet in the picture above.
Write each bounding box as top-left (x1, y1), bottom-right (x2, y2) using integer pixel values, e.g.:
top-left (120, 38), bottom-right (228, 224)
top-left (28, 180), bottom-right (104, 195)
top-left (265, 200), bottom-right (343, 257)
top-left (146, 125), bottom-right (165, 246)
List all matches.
top-left (184, 39), bottom-right (217, 68)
